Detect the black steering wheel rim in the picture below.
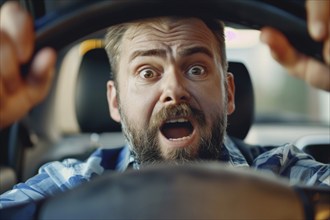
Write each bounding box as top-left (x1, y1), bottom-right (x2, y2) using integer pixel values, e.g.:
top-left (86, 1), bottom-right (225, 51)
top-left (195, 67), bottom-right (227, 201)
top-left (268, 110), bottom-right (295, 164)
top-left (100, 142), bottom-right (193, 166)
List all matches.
top-left (35, 0), bottom-right (323, 62)
top-left (38, 162), bottom-right (313, 219)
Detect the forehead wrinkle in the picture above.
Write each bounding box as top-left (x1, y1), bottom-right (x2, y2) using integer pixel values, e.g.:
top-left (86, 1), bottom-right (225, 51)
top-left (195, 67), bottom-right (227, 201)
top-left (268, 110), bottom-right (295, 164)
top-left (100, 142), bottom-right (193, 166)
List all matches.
top-left (121, 17), bottom-right (221, 66)
top-left (178, 46), bottom-right (214, 59)
top-left (129, 49), bottom-right (167, 62)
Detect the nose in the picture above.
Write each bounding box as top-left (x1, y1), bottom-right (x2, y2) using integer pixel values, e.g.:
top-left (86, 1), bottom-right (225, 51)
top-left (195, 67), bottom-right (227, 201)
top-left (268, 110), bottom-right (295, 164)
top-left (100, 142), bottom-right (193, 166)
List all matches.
top-left (159, 71), bottom-right (191, 105)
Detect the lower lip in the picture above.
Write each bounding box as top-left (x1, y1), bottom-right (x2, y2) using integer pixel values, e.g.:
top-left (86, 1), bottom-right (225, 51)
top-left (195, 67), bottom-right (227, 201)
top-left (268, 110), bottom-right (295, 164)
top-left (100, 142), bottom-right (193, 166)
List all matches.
top-left (158, 129), bottom-right (197, 149)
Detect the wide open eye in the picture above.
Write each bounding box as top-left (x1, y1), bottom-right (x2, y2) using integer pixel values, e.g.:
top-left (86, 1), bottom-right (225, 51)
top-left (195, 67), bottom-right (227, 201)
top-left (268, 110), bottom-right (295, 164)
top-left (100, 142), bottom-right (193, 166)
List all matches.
top-left (139, 68), bottom-right (158, 79)
top-left (187, 65), bottom-right (206, 79)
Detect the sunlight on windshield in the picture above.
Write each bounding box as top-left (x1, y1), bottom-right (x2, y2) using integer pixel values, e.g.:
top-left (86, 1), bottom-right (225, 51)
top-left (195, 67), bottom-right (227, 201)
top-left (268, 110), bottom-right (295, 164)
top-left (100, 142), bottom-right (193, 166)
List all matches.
top-left (225, 28), bottom-right (330, 125)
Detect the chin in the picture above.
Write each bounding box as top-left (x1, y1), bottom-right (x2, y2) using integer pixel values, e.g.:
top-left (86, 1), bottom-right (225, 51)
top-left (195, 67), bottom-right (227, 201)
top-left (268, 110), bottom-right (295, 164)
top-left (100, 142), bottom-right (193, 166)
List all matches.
top-left (160, 142), bottom-right (200, 161)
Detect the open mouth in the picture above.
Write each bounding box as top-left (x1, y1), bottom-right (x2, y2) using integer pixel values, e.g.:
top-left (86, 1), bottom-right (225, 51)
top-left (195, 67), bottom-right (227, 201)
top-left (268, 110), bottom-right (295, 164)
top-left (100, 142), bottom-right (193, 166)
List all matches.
top-left (160, 118), bottom-right (194, 141)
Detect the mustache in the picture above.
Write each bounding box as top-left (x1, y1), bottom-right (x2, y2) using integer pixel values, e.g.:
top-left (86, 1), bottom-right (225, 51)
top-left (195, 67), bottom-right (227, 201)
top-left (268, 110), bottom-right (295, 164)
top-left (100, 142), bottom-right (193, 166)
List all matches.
top-left (150, 103), bottom-right (206, 129)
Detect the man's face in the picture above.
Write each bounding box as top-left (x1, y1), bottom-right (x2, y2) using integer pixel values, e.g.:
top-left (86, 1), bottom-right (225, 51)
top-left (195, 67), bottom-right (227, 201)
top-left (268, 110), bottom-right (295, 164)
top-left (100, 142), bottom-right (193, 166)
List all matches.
top-left (107, 18), bottom-right (235, 165)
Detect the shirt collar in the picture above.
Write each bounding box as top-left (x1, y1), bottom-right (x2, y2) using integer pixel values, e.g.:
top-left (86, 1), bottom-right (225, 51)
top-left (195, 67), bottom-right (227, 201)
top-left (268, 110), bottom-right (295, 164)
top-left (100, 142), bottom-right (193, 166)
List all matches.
top-left (223, 135), bottom-right (250, 167)
top-left (115, 145), bottom-right (131, 172)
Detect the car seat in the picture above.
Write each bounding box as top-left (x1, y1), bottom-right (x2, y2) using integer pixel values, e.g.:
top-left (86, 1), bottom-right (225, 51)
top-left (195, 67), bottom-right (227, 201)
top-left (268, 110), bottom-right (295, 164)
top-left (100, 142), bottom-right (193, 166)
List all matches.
top-left (75, 47), bottom-right (255, 140)
top-left (73, 45), bottom-right (260, 165)
top-left (36, 41), bottom-right (256, 171)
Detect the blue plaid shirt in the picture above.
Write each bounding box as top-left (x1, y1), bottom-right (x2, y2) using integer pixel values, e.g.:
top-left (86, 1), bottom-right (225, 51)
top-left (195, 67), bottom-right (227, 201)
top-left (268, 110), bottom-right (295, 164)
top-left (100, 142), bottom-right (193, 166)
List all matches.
top-left (1, 137), bottom-right (329, 211)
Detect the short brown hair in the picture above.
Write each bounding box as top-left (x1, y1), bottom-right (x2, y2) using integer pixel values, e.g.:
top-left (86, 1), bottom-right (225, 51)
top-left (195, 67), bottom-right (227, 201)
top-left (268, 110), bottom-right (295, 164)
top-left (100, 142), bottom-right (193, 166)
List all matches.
top-left (104, 17), bottom-right (227, 85)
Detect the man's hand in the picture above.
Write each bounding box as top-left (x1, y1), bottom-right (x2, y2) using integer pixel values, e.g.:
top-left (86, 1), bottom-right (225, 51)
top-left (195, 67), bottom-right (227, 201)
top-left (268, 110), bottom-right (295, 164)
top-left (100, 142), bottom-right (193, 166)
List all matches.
top-left (0, 1), bottom-right (56, 129)
top-left (260, 0), bottom-right (330, 92)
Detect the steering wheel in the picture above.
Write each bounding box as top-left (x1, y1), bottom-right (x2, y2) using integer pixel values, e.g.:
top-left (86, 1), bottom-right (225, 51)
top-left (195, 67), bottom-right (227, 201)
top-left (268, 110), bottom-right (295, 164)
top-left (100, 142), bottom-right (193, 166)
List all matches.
top-left (14, 0), bottom-right (330, 219)
top-left (35, 0), bottom-right (324, 62)
top-left (40, 163), bottom-right (310, 219)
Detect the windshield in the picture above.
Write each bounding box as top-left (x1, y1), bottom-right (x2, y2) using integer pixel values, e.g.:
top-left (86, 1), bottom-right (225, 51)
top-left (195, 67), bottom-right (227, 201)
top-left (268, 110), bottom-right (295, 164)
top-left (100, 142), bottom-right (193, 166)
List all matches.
top-left (225, 28), bottom-right (330, 126)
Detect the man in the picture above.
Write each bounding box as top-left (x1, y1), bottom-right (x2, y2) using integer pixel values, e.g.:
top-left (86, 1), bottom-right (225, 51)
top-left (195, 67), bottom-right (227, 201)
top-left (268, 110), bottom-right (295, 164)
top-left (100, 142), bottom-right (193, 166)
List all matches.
top-left (105, 17), bottom-right (233, 165)
top-left (0, 0), bottom-right (329, 212)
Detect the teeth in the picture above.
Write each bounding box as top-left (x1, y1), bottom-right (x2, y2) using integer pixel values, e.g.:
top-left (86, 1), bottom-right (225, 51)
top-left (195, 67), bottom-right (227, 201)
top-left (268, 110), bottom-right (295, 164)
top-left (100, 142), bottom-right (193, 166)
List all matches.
top-left (169, 135), bottom-right (191, 141)
top-left (166, 118), bottom-right (188, 124)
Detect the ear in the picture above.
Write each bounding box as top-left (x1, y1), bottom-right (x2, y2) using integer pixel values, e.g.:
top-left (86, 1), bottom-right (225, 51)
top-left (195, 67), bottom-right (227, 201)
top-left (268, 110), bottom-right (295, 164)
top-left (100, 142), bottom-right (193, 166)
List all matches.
top-left (226, 72), bottom-right (235, 115)
top-left (107, 80), bottom-right (121, 122)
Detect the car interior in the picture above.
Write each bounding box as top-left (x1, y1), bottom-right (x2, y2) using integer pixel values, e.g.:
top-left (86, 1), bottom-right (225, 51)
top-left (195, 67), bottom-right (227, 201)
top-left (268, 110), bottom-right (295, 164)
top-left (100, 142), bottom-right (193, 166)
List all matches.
top-left (0, 0), bottom-right (329, 219)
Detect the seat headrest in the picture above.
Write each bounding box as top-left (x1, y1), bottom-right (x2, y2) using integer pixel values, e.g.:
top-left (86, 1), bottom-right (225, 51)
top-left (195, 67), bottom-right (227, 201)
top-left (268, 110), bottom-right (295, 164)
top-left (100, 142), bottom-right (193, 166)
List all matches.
top-left (226, 62), bottom-right (254, 139)
top-left (75, 48), bottom-right (121, 133)
top-left (75, 48), bottom-right (254, 139)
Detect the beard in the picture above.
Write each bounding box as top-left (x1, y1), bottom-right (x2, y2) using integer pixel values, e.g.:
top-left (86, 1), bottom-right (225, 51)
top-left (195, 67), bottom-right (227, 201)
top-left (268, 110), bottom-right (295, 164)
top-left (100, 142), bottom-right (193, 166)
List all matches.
top-left (119, 102), bottom-right (227, 167)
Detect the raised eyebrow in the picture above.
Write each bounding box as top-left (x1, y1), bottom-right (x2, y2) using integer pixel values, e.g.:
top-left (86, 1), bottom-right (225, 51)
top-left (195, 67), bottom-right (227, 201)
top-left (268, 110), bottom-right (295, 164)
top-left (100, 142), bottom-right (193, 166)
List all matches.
top-left (129, 49), bottom-right (167, 62)
top-left (179, 46), bottom-right (214, 59)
